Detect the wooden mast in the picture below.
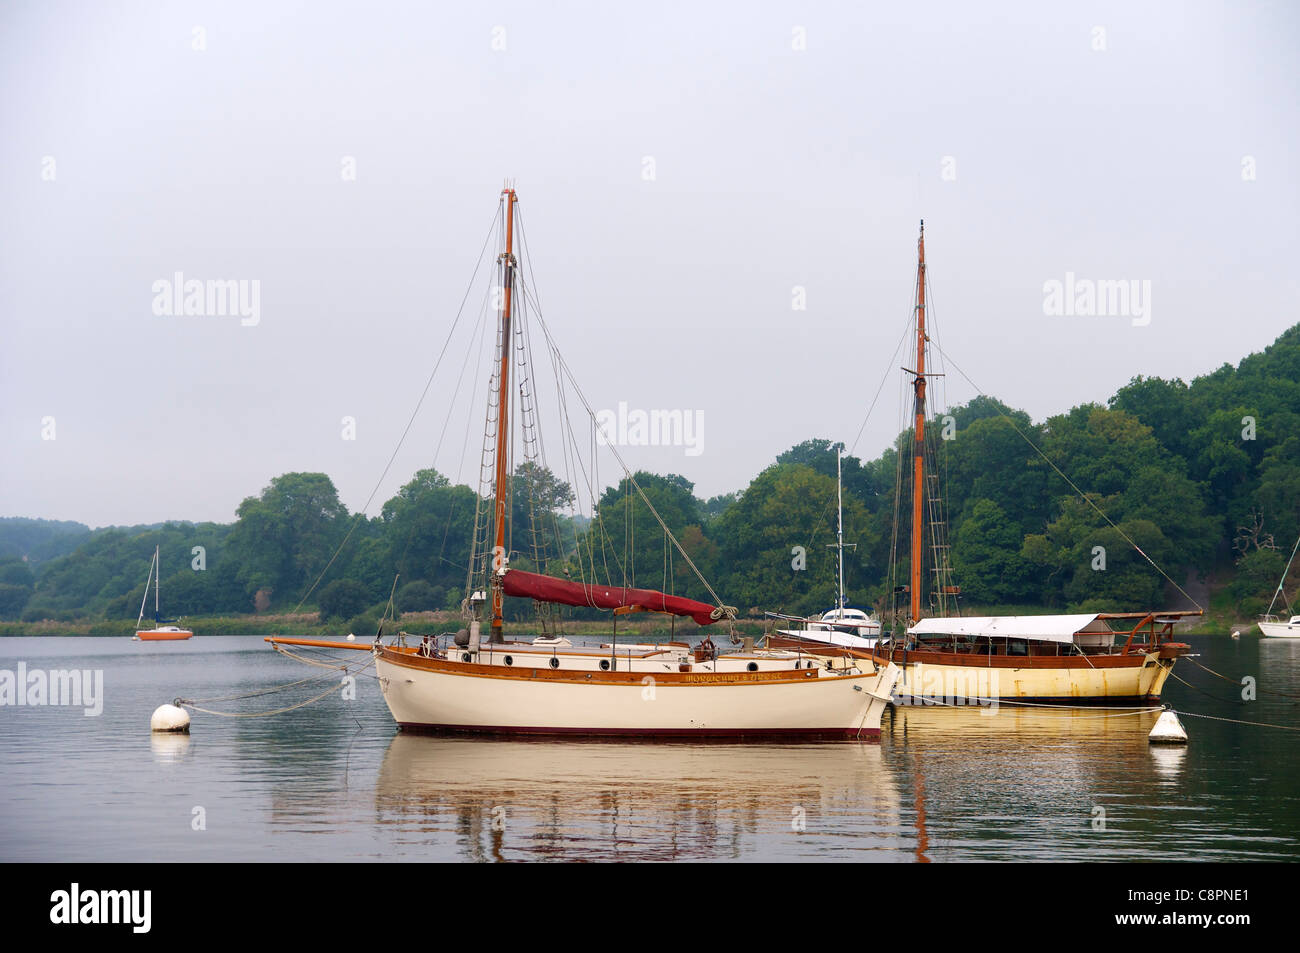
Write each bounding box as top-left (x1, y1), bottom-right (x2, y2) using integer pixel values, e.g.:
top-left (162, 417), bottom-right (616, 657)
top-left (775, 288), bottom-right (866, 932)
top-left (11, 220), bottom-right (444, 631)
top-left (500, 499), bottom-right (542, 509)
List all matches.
top-left (490, 187), bottom-right (518, 640)
top-left (910, 221), bottom-right (927, 625)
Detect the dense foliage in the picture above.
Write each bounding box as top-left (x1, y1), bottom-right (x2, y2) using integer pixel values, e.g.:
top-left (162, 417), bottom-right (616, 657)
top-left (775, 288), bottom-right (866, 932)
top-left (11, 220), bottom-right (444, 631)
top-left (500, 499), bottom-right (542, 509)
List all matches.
top-left (4, 325), bottom-right (1298, 623)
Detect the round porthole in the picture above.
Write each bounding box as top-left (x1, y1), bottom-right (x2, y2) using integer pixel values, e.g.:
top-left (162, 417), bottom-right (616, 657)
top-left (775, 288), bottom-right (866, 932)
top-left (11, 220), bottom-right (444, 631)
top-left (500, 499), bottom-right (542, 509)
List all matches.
top-left (599, 659), bottom-right (610, 671)
top-left (549, 657), bottom-right (560, 669)
top-left (504, 655), bottom-right (513, 666)
top-left (461, 653), bottom-right (471, 663)
top-left (746, 662), bottom-right (758, 672)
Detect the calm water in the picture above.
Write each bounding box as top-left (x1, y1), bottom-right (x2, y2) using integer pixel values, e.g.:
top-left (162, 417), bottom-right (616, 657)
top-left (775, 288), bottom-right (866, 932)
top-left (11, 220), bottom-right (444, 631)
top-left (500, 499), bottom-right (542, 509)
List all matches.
top-left (1, 634), bottom-right (1297, 861)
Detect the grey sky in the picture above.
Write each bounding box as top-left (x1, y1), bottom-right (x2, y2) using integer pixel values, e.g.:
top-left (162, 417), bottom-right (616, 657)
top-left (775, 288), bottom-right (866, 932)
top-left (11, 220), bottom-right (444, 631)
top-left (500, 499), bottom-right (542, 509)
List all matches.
top-left (2, 0), bottom-right (1297, 528)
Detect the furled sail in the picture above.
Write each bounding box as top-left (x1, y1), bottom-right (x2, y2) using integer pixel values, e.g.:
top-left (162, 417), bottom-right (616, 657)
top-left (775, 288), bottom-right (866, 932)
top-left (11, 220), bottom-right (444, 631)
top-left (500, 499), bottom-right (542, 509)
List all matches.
top-left (502, 569), bottom-right (725, 626)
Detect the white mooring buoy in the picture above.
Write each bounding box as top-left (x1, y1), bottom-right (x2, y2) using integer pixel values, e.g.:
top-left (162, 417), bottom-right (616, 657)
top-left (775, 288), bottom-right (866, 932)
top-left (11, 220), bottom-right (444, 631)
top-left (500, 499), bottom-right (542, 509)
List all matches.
top-left (1149, 709), bottom-right (1188, 745)
top-left (150, 703), bottom-right (190, 733)
top-left (1231, 630), bottom-right (1241, 640)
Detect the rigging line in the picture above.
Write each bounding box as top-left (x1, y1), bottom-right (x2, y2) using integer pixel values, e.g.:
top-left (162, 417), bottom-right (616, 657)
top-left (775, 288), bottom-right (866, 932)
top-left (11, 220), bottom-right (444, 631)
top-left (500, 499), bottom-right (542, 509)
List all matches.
top-left (272, 643), bottom-right (379, 676)
top-left (285, 206), bottom-right (504, 618)
top-left (804, 300), bottom-right (922, 584)
top-left (511, 268), bottom-right (726, 609)
top-left (513, 209), bottom-right (656, 599)
top-left (514, 211), bottom-right (590, 574)
top-left (1265, 531), bottom-right (1300, 617)
top-left (547, 335), bottom-right (593, 582)
top-left (518, 275), bottom-right (623, 591)
top-left (436, 287), bottom-right (495, 581)
top-left (930, 342), bottom-right (1205, 613)
top-left (517, 287), bottom-right (569, 573)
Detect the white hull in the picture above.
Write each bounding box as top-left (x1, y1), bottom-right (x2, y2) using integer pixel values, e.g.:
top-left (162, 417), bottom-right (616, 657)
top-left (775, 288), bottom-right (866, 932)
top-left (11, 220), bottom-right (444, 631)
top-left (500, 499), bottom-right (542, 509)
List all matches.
top-left (1259, 621), bottom-right (1300, 638)
top-left (375, 648), bottom-right (899, 739)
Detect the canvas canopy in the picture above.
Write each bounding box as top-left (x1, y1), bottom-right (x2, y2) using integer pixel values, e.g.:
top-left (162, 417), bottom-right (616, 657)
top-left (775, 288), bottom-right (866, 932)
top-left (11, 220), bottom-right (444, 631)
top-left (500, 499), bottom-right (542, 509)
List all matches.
top-left (907, 614), bottom-right (1112, 645)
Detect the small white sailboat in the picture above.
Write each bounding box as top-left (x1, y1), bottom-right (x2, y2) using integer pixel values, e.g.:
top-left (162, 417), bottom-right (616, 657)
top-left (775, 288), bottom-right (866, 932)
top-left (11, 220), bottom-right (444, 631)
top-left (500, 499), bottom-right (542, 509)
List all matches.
top-left (1258, 532), bottom-right (1300, 638)
top-left (135, 545), bottom-right (193, 641)
top-left (770, 450), bottom-right (882, 649)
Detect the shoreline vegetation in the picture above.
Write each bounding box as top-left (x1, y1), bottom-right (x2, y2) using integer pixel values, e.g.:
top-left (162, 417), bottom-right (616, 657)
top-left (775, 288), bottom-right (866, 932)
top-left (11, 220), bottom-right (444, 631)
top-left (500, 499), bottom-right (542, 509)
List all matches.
top-left (0, 609), bottom-right (1247, 639)
top-left (4, 325), bottom-right (1298, 636)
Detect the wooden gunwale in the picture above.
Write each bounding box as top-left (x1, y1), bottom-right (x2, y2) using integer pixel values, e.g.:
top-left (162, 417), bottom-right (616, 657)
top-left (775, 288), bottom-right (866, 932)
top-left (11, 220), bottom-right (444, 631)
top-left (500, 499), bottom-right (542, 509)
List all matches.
top-left (376, 646), bottom-right (869, 687)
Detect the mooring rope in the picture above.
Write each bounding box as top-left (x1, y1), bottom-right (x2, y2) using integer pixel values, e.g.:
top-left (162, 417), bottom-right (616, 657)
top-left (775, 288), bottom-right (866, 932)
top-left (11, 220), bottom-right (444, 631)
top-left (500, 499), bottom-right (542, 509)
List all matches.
top-left (1165, 668), bottom-right (1248, 706)
top-left (179, 681), bottom-right (352, 719)
top-left (1172, 709), bottom-right (1300, 732)
top-left (1185, 655), bottom-right (1300, 699)
top-left (175, 652), bottom-right (377, 718)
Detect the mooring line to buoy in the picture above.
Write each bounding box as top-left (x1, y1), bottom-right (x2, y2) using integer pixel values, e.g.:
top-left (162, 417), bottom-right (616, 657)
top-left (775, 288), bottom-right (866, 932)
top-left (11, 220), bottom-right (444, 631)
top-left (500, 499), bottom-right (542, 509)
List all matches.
top-left (1172, 709), bottom-right (1300, 732)
top-left (181, 664), bottom-right (351, 706)
top-left (175, 654), bottom-right (377, 718)
top-left (1185, 656), bottom-right (1300, 699)
top-left (1165, 668), bottom-right (1249, 706)
top-left (181, 681), bottom-right (353, 719)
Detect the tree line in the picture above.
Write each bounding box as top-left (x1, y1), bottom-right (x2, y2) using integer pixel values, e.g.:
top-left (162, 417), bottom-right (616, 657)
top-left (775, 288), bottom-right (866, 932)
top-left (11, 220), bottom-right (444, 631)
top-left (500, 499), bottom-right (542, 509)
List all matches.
top-left (3, 324), bottom-right (1297, 629)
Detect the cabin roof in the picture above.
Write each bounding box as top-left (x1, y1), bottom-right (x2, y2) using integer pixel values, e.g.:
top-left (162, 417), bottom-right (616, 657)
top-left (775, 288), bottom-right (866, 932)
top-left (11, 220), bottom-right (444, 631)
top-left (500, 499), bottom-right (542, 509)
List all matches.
top-left (907, 614), bottom-right (1111, 644)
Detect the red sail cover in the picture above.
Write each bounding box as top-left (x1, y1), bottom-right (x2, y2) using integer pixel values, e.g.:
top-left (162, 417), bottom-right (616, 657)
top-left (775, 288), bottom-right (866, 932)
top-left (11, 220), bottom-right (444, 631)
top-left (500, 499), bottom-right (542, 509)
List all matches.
top-left (502, 569), bottom-right (721, 626)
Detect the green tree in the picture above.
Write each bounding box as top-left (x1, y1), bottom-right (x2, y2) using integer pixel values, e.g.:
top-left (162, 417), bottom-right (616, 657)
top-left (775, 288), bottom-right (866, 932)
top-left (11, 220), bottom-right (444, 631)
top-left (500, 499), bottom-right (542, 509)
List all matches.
top-left (951, 499), bottom-right (1035, 606)
top-left (318, 579), bottom-right (371, 622)
top-left (226, 473), bottom-right (349, 608)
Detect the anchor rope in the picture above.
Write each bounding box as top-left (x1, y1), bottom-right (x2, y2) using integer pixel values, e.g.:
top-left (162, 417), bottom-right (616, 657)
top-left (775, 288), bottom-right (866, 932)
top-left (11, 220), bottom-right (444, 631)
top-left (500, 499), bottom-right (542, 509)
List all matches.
top-left (1185, 655), bottom-right (1300, 699)
top-left (1172, 708), bottom-right (1300, 732)
top-left (175, 652), bottom-right (377, 717)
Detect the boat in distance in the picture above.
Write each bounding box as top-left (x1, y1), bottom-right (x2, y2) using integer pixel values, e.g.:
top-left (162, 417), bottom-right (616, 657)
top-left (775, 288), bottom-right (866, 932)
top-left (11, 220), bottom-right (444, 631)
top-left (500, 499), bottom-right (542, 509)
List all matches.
top-left (134, 544), bottom-right (193, 640)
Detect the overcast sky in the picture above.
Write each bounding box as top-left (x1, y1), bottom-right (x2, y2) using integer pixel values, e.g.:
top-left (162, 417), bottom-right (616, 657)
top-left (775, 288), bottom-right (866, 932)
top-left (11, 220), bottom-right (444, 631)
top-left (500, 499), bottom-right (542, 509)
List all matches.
top-left (2, 0), bottom-right (1297, 528)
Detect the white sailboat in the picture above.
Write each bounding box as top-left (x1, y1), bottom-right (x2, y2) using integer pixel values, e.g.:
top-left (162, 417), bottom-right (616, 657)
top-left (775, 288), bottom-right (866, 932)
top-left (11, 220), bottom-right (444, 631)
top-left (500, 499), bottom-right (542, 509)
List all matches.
top-left (1258, 532), bottom-right (1300, 638)
top-left (135, 545), bottom-right (193, 641)
top-left (770, 450), bottom-right (882, 649)
top-left (278, 187), bottom-right (899, 739)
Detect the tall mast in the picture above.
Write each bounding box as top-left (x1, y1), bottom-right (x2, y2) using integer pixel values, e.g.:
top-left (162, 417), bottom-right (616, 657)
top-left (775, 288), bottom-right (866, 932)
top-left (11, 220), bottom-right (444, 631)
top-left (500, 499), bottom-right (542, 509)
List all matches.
top-left (910, 221), bottom-right (927, 625)
top-left (836, 449), bottom-right (845, 613)
top-left (154, 544), bottom-right (160, 619)
top-left (490, 187), bottom-right (518, 640)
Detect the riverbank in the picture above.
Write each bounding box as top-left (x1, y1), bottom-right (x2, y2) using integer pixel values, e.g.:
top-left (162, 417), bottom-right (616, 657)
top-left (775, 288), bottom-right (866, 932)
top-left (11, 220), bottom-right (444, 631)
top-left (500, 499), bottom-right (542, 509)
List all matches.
top-left (0, 613), bottom-right (771, 640)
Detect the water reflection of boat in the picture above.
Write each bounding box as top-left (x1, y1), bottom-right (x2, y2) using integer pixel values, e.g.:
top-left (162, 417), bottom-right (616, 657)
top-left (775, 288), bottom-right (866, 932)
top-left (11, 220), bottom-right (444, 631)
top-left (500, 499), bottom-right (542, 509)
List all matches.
top-left (374, 734), bottom-right (904, 861)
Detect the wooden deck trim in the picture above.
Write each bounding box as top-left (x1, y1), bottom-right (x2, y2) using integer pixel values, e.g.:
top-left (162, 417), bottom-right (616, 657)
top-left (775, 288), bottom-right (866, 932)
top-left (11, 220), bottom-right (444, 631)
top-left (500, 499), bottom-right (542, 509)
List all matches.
top-left (377, 647), bottom-right (869, 687)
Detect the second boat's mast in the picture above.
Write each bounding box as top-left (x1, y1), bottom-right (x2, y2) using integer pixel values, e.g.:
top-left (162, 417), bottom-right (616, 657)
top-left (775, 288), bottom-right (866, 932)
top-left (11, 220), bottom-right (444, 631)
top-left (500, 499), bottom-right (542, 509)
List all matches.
top-left (910, 222), bottom-right (927, 625)
top-left (836, 449), bottom-right (845, 613)
top-left (490, 188), bottom-right (518, 641)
